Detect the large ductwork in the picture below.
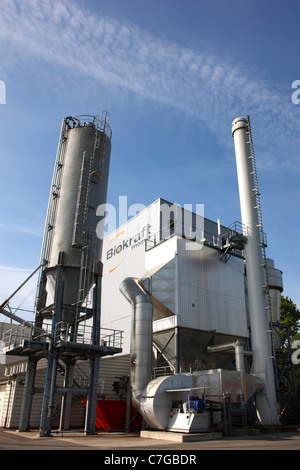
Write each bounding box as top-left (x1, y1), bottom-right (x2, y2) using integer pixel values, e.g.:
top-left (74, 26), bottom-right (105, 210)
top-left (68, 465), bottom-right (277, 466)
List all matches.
top-left (119, 278), bottom-right (210, 431)
top-left (120, 277), bottom-right (264, 432)
top-left (119, 277), bottom-right (153, 412)
top-left (232, 117), bottom-right (279, 425)
top-left (207, 340), bottom-right (248, 373)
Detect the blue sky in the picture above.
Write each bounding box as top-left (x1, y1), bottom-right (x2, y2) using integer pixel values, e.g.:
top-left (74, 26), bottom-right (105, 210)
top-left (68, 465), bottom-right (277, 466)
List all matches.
top-left (0, 0), bottom-right (299, 321)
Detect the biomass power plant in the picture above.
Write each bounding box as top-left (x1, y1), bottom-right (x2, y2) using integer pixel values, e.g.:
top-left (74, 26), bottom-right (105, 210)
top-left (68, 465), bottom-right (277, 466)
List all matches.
top-left (1, 112), bottom-right (297, 438)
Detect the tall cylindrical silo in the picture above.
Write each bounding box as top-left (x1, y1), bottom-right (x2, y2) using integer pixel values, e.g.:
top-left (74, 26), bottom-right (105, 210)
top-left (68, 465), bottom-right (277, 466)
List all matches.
top-left (38, 113), bottom-right (112, 322)
top-left (232, 117), bottom-right (279, 425)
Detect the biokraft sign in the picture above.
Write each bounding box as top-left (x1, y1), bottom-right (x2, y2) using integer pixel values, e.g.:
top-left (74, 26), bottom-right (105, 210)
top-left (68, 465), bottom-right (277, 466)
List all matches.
top-left (104, 225), bottom-right (149, 273)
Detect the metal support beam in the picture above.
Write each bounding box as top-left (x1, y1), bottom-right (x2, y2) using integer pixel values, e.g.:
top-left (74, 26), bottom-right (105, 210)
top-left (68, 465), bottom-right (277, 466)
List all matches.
top-left (39, 262), bottom-right (64, 437)
top-left (59, 357), bottom-right (76, 431)
top-left (84, 273), bottom-right (102, 434)
top-left (175, 326), bottom-right (180, 374)
top-left (85, 350), bottom-right (100, 433)
top-left (19, 356), bottom-right (38, 431)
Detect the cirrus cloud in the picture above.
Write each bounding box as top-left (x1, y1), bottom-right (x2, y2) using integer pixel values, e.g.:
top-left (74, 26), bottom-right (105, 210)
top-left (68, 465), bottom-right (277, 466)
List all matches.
top-left (0, 0), bottom-right (298, 171)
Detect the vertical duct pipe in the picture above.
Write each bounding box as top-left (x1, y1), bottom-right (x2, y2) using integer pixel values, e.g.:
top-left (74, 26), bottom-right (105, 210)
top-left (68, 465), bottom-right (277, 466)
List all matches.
top-left (232, 117), bottom-right (279, 425)
top-left (266, 258), bottom-right (283, 324)
top-left (119, 278), bottom-right (153, 413)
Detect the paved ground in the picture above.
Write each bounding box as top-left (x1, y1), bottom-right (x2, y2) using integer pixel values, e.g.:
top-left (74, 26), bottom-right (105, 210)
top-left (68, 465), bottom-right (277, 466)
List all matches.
top-left (0, 427), bottom-right (300, 452)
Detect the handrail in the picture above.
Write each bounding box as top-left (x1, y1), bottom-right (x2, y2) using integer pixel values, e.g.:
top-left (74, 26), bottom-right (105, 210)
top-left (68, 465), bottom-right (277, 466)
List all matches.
top-left (54, 321), bottom-right (123, 349)
top-left (2, 320), bottom-right (123, 352)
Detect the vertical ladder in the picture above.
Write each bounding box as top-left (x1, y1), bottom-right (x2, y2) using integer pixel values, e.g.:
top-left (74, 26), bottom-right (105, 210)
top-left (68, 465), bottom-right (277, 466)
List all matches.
top-left (77, 229), bottom-right (96, 305)
top-left (36, 119), bottom-right (69, 310)
top-left (246, 115), bottom-right (274, 342)
top-left (92, 111), bottom-right (109, 178)
top-left (72, 151), bottom-right (92, 248)
top-left (72, 111), bottom-right (109, 248)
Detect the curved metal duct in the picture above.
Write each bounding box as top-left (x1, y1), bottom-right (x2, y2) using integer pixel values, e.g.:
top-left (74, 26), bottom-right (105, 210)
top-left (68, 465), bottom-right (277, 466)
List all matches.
top-left (119, 277), bottom-right (153, 412)
top-left (207, 340), bottom-right (248, 373)
top-left (119, 278), bottom-right (199, 431)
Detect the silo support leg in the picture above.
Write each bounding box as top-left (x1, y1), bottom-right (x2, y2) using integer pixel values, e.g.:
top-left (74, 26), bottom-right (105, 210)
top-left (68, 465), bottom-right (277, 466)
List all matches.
top-left (84, 351), bottom-right (100, 434)
top-left (19, 356), bottom-right (38, 431)
top-left (39, 350), bottom-right (58, 437)
top-left (59, 358), bottom-right (75, 431)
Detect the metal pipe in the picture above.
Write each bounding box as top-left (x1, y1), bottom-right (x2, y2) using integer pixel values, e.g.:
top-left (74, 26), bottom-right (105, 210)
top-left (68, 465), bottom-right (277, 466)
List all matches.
top-left (234, 341), bottom-right (245, 373)
top-left (207, 340), bottom-right (247, 372)
top-left (0, 307), bottom-right (43, 334)
top-left (232, 117), bottom-right (279, 425)
top-left (0, 264), bottom-right (41, 311)
top-left (0, 265), bottom-right (44, 336)
top-left (119, 277), bottom-right (153, 413)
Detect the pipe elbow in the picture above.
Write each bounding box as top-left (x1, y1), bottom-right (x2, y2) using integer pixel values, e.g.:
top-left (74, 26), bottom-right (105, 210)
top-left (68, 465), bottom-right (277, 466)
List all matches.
top-left (119, 277), bottom-right (151, 305)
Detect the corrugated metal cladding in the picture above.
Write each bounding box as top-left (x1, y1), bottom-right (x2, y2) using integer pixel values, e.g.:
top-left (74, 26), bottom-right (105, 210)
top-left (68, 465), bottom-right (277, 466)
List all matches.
top-left (148, 238), bottom-right (248, 338)
top-left (176, 238), bottom-right (248, 337)
top-left (150, 261), bottom-right (176, 313)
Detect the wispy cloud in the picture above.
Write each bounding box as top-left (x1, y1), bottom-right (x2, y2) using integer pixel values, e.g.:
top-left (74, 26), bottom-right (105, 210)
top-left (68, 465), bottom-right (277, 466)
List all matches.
top-left (0, 0), bottom-right (298, 170)
top-left (0, 224), bottom-right (42, 237)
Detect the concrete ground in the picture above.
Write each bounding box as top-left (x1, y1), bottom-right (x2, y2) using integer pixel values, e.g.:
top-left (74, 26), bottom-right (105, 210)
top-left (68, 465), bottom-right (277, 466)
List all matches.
top-left (0, 427), bottom-right (300, 451)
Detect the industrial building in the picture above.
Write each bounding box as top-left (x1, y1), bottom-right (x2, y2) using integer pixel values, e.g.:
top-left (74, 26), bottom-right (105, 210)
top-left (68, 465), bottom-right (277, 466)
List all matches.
top-left (0, 113), bottom-right (297, 436)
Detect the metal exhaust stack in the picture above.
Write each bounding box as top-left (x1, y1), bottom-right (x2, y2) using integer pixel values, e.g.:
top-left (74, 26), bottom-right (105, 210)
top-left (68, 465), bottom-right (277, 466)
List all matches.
top-left (232, 117), bottom-right (279, 425)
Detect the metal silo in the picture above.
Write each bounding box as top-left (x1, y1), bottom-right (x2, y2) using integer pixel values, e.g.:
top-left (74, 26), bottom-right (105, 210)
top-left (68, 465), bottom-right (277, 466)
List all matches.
top-left (37, 112), bottom-right (112, 323)
top-left (14, 112), bottom-right (120, 435)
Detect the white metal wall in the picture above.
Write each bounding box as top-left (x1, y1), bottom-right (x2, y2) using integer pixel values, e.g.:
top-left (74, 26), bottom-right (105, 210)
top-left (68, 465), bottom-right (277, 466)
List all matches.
top-left (101, 199), bottom-right (161, 354)
top-left (176, 238), bottom-right (248, 336)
